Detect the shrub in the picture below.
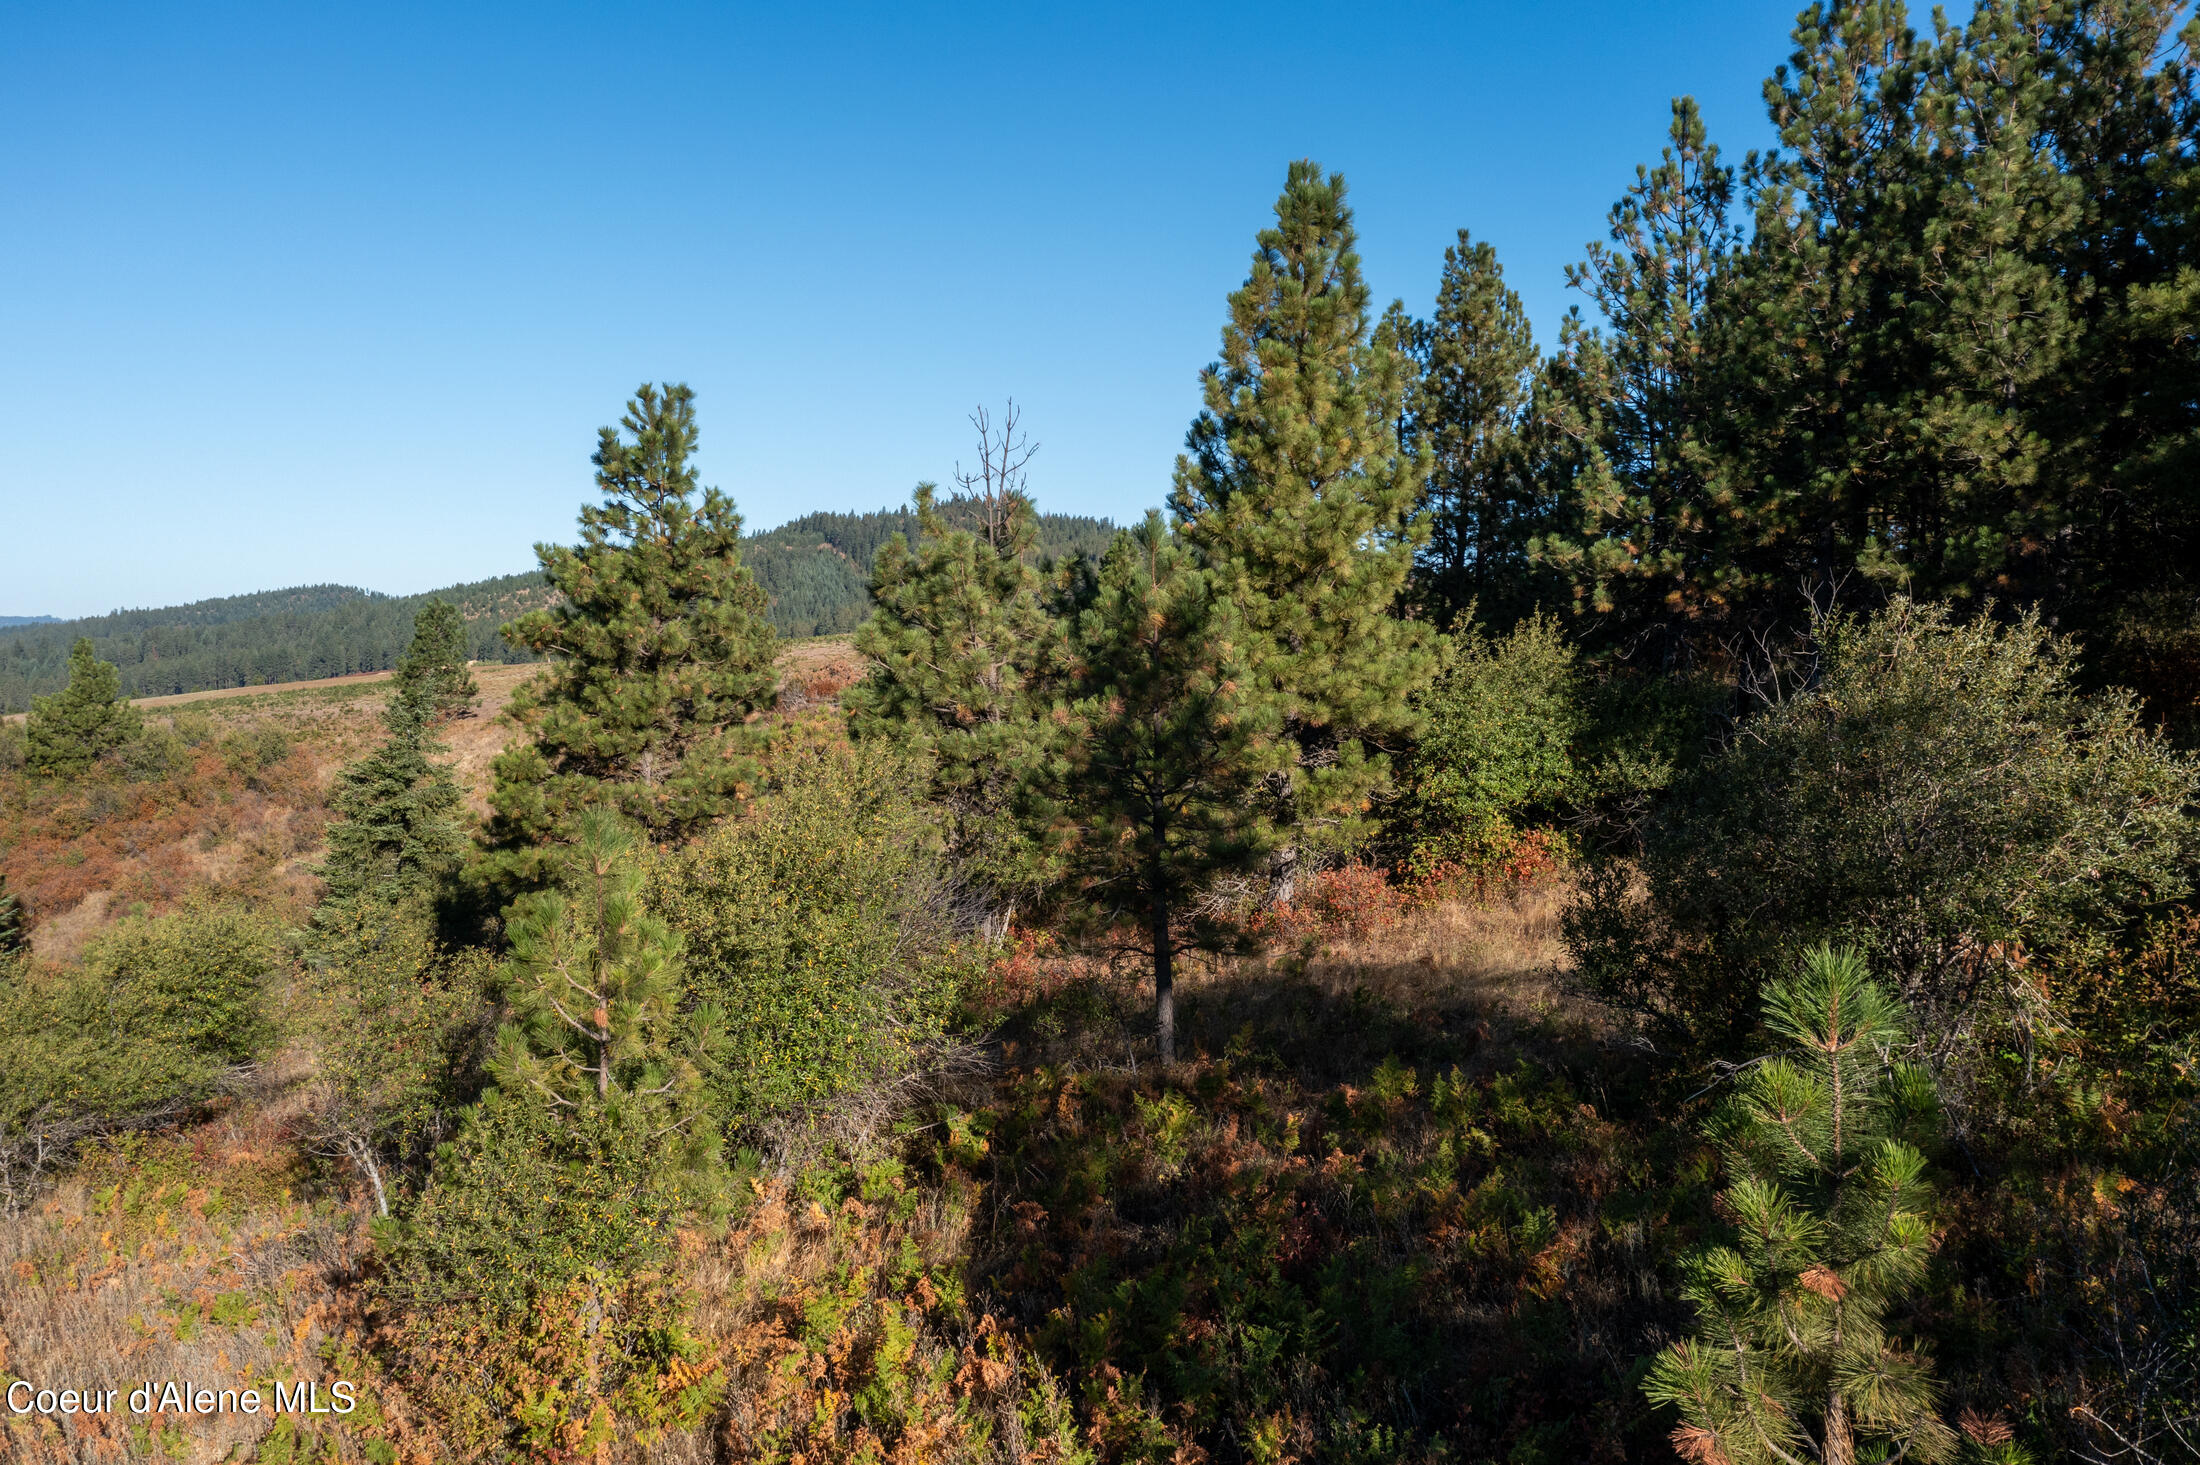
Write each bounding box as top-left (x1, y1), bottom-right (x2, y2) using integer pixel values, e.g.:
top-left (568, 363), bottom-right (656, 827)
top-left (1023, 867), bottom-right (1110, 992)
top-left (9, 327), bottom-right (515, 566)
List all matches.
top-left (299, 900), bottom-right (492, 1216)
top-left (371, 1093), bottom-right (715, 1460)
top-left (0, 902), bottom-right (280, 1209)
top-left (1397, 614), bottom-right (1583, 874)
top-left (1572, 600), bottom-right (2200, 1056)
top-left (647, 735), bottom-right (973, 1126)
top-left (75, 901), bottom-right (280, 1064)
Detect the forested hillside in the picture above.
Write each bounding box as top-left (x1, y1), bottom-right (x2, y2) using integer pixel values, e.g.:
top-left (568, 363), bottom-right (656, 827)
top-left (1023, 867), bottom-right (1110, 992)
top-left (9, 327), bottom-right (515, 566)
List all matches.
top-left (0, 508), bottom-right (1116, 710)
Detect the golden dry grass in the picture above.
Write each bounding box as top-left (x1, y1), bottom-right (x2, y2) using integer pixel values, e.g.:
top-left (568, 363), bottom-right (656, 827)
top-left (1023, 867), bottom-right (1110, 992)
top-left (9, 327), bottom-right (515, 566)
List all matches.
top-left (0, 1107), bottom-right (371, 1464)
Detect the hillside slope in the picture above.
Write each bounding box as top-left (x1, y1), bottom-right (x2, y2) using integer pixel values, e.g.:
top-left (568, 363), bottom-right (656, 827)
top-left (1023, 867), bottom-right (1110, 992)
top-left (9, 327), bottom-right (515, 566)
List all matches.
top-left (0, 506), bottom-right (1116, 710)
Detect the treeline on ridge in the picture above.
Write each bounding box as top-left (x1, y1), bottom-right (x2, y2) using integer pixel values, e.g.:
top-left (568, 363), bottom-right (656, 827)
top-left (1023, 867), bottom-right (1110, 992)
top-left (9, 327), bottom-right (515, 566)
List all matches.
top-left (0, 507), bottom-right (1116, 711)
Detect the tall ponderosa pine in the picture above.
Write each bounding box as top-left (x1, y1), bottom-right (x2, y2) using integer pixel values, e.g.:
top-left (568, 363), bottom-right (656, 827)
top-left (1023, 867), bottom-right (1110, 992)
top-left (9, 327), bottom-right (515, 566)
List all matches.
top-left (26, 638), bottom-right (142, 777)
top-left (489, 384), bottom-right (777, 874)
top-left (1646, 947), bottom-right (1955, 1465)
top-left (1534, 97), bottom-right (1740, 663)
top-left (1036, 516), bottom-right (1284, 1063)
top-left (1405, 230), bottom-right (1542, 630)
top-left (848, 408), bottom-right (1058, 903)
top-left (1171, 161), bottom-right (1433, 856)
top-left (320, 604), bottom-right (474, 906)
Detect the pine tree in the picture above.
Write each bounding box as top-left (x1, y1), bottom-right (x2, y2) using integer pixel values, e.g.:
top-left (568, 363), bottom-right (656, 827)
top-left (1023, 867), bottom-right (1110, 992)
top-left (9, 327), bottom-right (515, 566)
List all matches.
top-left (320, 604), bottom-right (474, 906)
top-left (1170, 161), bottom-right (1434, 859)
top-left (488, 384), bottom-right (777, 875)
top-left (1035, 515), bottom-right (1284, 1064)
top-left (26, 638), bottom-right (142, 777)
top-left (1407, 230), bottom-right (1541, 630)
top-left (396, 598), bottom-right (477, 723)
top-left (1646, 946), bottom-right (1956, 1465)
top-left (490, 809), bottom-right (722, 1189)
top-left (1532, 97), bottom-right (1740, 664)
top-left (847, 405), bottom-right (1059, 905)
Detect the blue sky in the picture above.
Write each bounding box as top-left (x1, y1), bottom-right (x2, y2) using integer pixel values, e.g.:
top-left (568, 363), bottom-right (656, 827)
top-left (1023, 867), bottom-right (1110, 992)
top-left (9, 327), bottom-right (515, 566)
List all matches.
top-left (6, 0), bottom-right (1842, 617)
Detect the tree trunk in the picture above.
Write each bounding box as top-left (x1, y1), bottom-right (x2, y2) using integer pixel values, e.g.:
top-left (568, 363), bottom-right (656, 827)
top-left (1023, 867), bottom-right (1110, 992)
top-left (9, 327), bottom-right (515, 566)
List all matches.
top-left (1824, 1392), bottom-right (1854, 1465)
top-left (1152, 892), bottom-right (1175, 1065)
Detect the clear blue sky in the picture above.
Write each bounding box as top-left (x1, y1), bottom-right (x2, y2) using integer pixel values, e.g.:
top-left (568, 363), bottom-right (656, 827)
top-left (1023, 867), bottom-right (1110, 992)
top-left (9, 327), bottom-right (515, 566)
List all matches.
top-left (6, 0), bottom-right (1844, 618)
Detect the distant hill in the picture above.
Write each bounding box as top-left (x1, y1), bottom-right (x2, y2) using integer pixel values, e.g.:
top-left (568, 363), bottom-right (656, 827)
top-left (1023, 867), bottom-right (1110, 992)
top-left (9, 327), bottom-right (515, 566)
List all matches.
top-left (0, 506), bottom-right (1118, 711)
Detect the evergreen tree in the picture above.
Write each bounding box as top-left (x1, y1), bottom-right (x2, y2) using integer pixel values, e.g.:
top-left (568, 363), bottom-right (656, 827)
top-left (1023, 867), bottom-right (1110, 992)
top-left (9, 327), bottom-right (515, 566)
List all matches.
top-left (490, 809), bottom-right (722, 1190)
top-left (1532, 97), bottom-right (1741, 664)
top-left (488, 384), bottom-right (777, 875)
top-left (1406, 230), bottom-right (1542, 629)
top-left (320, 604), bottom-right (475, 906)
top-left (1646, 947), bottom-right (1955, 1465)
top-left (25, 638), bottom-right (142, 777)
top-left (320, 702), bottom-right (467, 907)
top-left (1170, 161), bottom-right (1434, 859)
top-left (395, 597), bottom-right (477, 723)
top-left (1035, 515), bottom-right (1284, 1064)
top-left (0, 874), bottom-right (24, 957)
top-left (848, 405), bottom-right (1060, 904)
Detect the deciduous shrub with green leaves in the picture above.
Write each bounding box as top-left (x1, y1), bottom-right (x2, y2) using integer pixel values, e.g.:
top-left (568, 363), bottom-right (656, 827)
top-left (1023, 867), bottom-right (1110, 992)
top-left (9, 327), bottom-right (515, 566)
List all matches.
top-left (0, 902), bottom-right (280, 1209)
top-left (370, 1092), bottom-right (718, 1460)
top-left (1396, 614), bottom-right (1583, 875)
top-left (1571, 600), bottom-right (2200, 1055)
top-left (647, 733), bottom-right (976, 1125)
top-left (299, 899), bottom-right (492, 1216)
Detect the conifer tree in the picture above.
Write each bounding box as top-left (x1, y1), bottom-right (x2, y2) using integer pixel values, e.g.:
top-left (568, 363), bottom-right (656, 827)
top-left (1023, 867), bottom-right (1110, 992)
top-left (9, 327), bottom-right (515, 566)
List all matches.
top-left (1407, 230), bottom-right (1541, 630)
top-left (490, 809), bottom-right (722, 1190)
top-left (26, 638), bottom-right (142, 777)
top-left (1170, 161), bottom-right (1433, 858)
top-left (488, 384), bottom-right (777, 875)
top-left (1533, 97), bottom-right (1740, 663)
top-left (1035, 515), bottom-right (1284, 1064)
top-left (848, 405), bottom-right (1058, 904)
top-left (320, 603), bottom-right (475, 906)
top-left (396, 597), bottom-right (477, 723)
top-left (0, 874), bottom-right (24, 957)
top-left (1646, 946), bottom-right (1955, 1465)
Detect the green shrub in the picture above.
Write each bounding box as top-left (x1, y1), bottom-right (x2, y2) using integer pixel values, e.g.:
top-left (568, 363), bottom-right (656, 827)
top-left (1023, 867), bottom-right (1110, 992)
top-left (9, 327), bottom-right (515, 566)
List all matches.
top-left (372, 1092), bottom-right (715, 1459)
top-left (1397, 614), bottom-right (1583, 872)
top-left (1395, 614), bottom-right (1717, 876)
top-left (76, 902), bottom-right (280, 1064)
top-left (221, 722), bottom-right (292, 775)
top-left (1572, 600), bottom-right (2200, 1055)
top-left (0, 903), bottom-right (280, 1208)
top-left (647, 735), bottom-right (973, 1125)
top-left (299, 900), bottom-right (493, 1216)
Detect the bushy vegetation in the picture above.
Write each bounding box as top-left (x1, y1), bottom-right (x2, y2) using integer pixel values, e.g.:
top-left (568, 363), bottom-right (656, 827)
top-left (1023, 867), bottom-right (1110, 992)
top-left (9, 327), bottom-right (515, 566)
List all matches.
top-left (1571, 600), bottom-right (2200, 1058)
top-left (648, 732), bottom-right (974, 1125)
top-left (0, 902), bottom-right (280, 1210)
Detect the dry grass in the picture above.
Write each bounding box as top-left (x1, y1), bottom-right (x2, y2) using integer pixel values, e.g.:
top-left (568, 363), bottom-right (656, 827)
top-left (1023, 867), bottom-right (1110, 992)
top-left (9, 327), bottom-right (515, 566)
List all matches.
top-left (0, 1105), bottom-right (370, 1465)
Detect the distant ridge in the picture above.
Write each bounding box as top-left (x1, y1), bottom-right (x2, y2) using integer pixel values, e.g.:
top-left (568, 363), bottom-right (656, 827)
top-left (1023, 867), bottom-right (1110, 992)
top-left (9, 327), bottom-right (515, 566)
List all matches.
top-left (0, 505), bottom-right (1118, 712)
